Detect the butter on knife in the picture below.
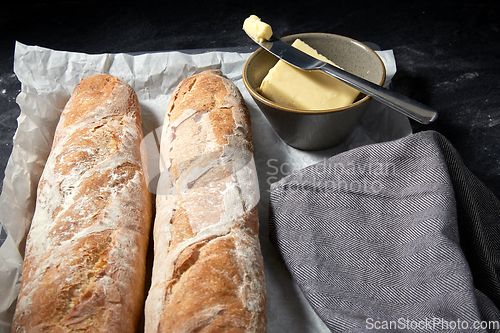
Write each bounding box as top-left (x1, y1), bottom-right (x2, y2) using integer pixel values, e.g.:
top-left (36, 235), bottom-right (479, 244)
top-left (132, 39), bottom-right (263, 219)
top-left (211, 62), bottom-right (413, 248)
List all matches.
top-left (243, 15), bottom-right (273, 43)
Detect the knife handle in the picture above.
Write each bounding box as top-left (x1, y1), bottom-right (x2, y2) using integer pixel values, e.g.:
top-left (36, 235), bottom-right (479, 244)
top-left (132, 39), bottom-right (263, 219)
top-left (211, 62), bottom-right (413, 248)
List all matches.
top-left (320, 63), bottom-right (438, 124)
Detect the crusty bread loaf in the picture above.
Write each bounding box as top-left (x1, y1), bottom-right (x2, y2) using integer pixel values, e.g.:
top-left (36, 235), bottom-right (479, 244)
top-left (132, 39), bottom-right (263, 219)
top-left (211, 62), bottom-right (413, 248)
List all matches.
top-left (145, 70), bottom-right (266, 332)
top-left (12, 74), bottom-right (153, 332)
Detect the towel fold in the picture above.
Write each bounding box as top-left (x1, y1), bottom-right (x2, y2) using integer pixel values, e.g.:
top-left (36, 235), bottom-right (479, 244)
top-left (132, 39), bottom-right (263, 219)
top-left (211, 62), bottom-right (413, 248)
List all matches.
top-left (269, 130), bottom-right (500, 332)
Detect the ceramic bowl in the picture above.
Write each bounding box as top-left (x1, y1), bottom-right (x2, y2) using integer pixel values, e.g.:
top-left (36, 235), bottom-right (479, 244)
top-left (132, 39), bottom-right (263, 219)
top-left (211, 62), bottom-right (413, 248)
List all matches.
top-left (243, 32), bottom-right (386, 150)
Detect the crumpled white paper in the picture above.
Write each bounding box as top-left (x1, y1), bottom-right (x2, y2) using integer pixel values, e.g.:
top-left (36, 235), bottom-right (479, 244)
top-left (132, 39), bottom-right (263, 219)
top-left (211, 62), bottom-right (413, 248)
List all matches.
top-left (0, 41), bottom-right (410, 332)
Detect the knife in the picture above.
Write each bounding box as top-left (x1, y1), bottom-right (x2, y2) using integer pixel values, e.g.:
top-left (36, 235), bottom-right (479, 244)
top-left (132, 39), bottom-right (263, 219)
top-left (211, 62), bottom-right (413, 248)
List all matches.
top-left (254, 37), bottom-right (438, 124)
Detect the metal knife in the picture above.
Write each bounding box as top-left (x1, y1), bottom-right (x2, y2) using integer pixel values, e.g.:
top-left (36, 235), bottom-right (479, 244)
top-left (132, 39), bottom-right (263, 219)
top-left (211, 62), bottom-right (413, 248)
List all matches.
top-left (254, 37), bottom-right (438, 124)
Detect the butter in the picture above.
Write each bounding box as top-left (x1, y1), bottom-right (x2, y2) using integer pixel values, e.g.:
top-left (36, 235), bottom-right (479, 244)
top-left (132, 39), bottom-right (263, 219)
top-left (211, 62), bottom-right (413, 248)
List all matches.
top-left (243, 15), bottom-right (273, 43)
top-left (259, 39), bottom-right (360, 110)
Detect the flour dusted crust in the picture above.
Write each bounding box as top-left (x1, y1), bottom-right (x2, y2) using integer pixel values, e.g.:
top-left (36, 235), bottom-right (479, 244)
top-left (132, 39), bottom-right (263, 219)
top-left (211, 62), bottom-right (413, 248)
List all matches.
top-left (145, 70), bottom-right (266, 332)
top-left (12, 74), bottom-right (153, 332)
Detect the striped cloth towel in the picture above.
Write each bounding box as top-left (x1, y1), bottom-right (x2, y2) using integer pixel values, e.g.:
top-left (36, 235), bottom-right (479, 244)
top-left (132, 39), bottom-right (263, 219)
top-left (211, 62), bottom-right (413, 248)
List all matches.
top-left (269, 130), bottom-right (500, 332)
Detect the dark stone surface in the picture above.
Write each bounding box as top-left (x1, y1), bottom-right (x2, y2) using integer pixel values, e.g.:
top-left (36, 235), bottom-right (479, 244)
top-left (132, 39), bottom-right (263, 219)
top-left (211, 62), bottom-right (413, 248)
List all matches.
top-left (1, 0), bottom-right (499, 197)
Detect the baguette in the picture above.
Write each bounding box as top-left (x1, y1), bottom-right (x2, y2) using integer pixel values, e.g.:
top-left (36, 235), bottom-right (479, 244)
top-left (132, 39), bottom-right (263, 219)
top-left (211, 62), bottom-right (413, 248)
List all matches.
top-left (145, 70), bottom-right (266, 332)
top-left (12, 74), bottom-right (153, 332)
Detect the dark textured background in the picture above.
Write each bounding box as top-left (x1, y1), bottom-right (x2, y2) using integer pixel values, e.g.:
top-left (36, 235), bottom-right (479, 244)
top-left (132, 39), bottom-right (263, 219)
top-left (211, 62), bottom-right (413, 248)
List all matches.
top-left (1, 0), bottom-right (499, 198)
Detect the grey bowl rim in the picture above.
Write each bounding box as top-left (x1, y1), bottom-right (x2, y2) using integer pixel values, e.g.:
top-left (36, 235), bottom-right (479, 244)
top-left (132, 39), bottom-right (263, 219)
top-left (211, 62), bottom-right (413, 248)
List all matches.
top-left (242, 32), bottom-right (387, 115)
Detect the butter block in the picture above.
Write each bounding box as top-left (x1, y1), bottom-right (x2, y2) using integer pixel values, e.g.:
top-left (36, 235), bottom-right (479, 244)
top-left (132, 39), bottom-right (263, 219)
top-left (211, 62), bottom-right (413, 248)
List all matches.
top-left (259, 39), bottom-right (360, 110)
top-left (243, 15), bottom-right (273, 43)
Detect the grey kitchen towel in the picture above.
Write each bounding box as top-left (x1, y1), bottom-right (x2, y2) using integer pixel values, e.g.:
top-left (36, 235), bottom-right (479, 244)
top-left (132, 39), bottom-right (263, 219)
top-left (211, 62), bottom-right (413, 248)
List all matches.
top-left (269, 130), bottom-right (500, 332)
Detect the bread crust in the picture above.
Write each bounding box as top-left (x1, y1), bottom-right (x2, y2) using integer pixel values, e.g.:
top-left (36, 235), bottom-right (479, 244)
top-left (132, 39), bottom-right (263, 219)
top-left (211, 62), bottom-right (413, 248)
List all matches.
top-left (12, 74), bottom-right (153, 332)
top-left (145, 70), bottom-right (266, 332)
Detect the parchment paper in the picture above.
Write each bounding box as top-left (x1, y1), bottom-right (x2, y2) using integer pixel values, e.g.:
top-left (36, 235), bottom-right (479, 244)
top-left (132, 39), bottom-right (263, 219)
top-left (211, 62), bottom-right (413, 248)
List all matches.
top-left (0, 41), bottom-right (410, 332)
